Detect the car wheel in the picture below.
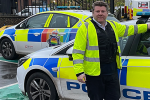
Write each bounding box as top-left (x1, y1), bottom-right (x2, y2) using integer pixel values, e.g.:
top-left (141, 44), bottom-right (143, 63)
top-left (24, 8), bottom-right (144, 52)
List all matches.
top-left (26, 72), bottom-right (58, 100)
top-left (0, 38), bottom-right (18, 60)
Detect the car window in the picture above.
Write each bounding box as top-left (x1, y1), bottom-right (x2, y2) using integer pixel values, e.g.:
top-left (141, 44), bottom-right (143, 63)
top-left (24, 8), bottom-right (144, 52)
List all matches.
top-left (135, 31), bottom-right (150, 56)
top-left (106, 16), bottom-right (120, 23)
top-left (70, 16), bottom-right (79, 27)
top-left (49, 14), bottom-right (68, 28)
top-left (25, 13), bottom-right (50, 28)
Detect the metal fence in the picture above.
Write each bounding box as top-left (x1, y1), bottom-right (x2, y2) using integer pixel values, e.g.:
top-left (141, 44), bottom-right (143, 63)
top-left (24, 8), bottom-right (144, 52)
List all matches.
top-left (0, 0), bottom-right (109, 16)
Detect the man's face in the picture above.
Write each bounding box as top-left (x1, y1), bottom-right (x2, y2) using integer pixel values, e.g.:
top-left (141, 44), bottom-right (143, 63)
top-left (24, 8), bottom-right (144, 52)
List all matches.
top-left (92, 6), bottom-right (108, 24)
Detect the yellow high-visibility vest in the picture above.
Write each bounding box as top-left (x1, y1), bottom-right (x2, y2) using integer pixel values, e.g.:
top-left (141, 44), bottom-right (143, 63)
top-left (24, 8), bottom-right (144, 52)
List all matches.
top-left (73, 20), bottom-right (148, 76)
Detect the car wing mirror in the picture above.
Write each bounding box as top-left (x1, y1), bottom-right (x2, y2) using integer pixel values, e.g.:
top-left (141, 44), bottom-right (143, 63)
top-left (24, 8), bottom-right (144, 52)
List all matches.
top-left (19, 23), bottom-right (26, 29)
top-left (66, 46), bottom-right (73, 61)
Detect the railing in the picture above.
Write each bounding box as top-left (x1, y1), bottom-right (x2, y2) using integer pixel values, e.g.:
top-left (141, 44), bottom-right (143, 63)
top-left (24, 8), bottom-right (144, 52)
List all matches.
top-left (0, 0), bottom-right (108, 17)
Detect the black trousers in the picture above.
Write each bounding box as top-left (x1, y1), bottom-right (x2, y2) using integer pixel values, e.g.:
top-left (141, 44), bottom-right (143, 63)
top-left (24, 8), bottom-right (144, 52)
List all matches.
top-left (86, 72), bottom-right (120, 100)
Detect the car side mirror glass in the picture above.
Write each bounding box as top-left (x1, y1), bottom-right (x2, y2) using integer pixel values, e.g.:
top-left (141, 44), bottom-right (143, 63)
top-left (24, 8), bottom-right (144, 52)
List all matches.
top-left (19, 23), bottom-right (26, 29)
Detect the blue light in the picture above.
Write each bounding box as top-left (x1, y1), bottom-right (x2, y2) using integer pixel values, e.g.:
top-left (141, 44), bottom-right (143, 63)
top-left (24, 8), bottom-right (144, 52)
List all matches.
top-left (56, 6), bottom-right (80, 9)
top-left (136, 12), bottom-right (150, 16)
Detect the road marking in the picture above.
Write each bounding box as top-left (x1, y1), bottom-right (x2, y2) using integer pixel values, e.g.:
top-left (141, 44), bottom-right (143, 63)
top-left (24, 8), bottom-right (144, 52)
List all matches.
top-left (0, 83), bottom-right (18, 89)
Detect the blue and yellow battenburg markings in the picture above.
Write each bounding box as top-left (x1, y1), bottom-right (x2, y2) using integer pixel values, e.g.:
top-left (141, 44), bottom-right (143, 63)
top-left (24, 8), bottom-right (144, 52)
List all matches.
top-left (0, 28), bottom-right (78, 43)
top-left (120, 59), bottom-right (150, 89)
top-left (22, 57), bottom-right (61, 78)
top-left (22, 57), bottom-right (76, 80)
top-left (22, 57), bottom-right (150, 89)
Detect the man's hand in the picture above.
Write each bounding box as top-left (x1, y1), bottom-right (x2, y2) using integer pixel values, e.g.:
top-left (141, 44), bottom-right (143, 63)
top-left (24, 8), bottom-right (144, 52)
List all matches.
top-left (77, 74), bottom-right (86, 83)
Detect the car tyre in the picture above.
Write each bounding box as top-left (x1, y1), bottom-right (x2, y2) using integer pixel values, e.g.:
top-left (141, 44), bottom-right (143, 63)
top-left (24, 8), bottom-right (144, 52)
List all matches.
top-left (0, 38), bottom-right (18, 60)
top-left (26, 72), bottom-right (58, 100)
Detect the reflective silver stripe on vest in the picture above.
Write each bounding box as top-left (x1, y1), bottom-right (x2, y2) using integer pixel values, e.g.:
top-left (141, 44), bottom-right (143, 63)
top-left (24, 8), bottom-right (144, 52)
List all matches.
top-left (73, 60), bottom-right (83, 64)
top-left (117, 42), bottom-right (120, 46)
top-left (84, 22), bottom-right (99, 50)
top-left (119, 53), bottom-right (121, 57)
top-left (73, 49), bottom-right (85, 55)
top-left (84, 57), bottom-right (99, 62)
top-left (117, 42), bottom-right (121, 57)
top-left (110, 21), bottom-right (116, 28)
top-left (84, 22), bottom-right (89, 30)
top-left (87, 46), bottom-right (99, 50)
top-left (124, 25), bottom-right (129, 37)
top-left (84, 22), bottom-right (100, 62)
top-left (134, 25), bottom-right (138, 35)
top-left (84, 22), bottom-right (89, 45)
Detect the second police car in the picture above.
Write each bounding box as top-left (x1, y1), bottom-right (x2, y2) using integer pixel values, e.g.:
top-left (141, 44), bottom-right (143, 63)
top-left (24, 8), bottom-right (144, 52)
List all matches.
top-left (0, 6), bottom-right (120, 60)
top-left (17, 11), bottom-right (150, 100)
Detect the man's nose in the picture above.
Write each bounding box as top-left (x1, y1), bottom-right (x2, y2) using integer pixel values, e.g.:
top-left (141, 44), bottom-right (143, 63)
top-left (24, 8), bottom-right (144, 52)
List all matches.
top-left (98, 11), bottom-right (103, 15)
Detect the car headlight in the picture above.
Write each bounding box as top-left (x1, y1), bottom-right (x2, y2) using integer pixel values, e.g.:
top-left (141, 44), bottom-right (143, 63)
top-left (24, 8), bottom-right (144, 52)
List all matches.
top-left (18, 56), bottom-right (30, 67)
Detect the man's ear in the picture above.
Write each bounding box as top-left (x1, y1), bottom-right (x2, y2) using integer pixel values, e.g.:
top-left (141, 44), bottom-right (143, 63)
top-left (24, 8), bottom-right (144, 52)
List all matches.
top-left (92, 10), bottom-right (94, 15)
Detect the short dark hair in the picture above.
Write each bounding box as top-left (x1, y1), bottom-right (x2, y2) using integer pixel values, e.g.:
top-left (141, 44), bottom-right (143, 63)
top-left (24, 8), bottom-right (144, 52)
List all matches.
top-left (92, 1), bottom-right (109, 11)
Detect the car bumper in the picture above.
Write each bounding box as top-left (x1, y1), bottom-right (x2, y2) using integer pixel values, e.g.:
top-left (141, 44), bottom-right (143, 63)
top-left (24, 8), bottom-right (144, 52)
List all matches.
top-left (17, 65), bottom-right (26, 95)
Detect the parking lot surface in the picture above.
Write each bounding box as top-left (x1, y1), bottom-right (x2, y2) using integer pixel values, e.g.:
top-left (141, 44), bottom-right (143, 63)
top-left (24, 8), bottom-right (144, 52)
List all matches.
top-left (0, 56), bottom-right (29, 100)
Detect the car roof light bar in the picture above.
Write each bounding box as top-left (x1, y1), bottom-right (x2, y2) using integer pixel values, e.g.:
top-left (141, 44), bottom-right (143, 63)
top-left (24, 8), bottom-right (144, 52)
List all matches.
top-left (136, 12), bottom-right (150, 16)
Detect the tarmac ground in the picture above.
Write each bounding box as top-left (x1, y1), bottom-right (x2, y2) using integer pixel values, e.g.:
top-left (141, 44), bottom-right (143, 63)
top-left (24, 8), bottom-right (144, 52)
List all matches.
top-left (0, 55), bottom-right (29, 100)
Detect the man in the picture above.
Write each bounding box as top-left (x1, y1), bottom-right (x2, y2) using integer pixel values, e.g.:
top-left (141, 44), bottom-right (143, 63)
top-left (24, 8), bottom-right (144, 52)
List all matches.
top-left (72, 1), bottom-right (150, 100)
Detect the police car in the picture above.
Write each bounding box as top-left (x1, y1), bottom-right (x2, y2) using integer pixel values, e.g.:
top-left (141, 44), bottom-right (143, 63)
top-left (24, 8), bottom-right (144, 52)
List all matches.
top-left (0, 6), bottom-right (120, 60)
top-left (17, 12), bottom-right (150, 100)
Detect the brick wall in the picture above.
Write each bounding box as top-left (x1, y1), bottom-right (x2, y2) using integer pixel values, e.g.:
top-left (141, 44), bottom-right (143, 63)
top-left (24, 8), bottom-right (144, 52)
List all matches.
top-left (0, 16), bottom-right (27, 28)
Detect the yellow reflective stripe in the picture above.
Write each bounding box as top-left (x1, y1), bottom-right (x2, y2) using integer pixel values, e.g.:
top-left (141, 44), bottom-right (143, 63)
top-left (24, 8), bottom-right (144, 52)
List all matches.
top-left (44, 14), bottom-right (53, 27)
top-left (67, 16), bottom-right (70, 27)
top-left (23, 58), bottom-right (32, 70)
top-left (127, 67), bottom-right (150, 89)
top-left (59, 58), bottom-right (73, 67)
top-left (128, 59), bottom-right (150, 66)
top-left (59, 58), bottom-right (77, 80)
top-left (15, 30), bottom-right (28, 41)
top-left (44, 14), bottom-right (51, 27)
top-left (57, 58), bottom-right (62, 78)
top-left (48, 14), bottom-right (53, 27)
top-left (0, 30), bottom-right (5, 37)
top-left (60, 67), bottom-right (77, 80)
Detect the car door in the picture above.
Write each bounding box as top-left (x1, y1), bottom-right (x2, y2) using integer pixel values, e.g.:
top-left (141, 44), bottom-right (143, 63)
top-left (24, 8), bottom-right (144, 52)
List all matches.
top-left (15, 13), bottom-right (50, 54)
top-left (54, 43), bottom-right (88, 99)
top-left (120, 31), bottom-right (150, 100)
top-left (41, 13), bottom-right (79, 48)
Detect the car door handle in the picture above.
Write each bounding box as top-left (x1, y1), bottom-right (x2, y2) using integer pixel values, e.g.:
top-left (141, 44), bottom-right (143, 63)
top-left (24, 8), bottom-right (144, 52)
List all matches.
top-left (52, 67), bottom-right (58, 72)
top-left (34, 33), bottom-right (40, 36)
